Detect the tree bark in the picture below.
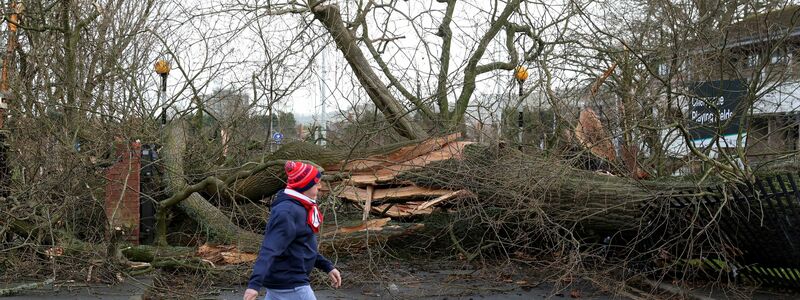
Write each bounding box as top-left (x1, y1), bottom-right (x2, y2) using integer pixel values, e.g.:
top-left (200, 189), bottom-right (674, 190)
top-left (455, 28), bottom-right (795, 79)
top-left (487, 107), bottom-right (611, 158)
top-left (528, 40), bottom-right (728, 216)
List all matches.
top-left (434, 0), bottom-right (457, 122)
top-left (0, 279), bottom-right (54, 297)
top-left (122, 245), bottom-right (196, 262)
top-left (231, 141), bottom-right (341, 201)
top-left (398, 144), bottom-right (702, 235)
top-left (231, 138), bottom-right (425, 201)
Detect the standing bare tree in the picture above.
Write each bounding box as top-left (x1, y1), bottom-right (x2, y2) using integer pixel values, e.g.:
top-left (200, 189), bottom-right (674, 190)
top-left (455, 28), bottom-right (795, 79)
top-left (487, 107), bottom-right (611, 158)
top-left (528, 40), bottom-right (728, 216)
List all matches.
top-left (225, 1), bottom-right (557, 140)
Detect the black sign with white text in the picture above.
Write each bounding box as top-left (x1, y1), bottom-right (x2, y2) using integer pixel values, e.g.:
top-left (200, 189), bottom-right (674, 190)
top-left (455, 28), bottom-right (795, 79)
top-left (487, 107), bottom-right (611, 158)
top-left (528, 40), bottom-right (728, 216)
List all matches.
top-left (688, 79), bottom-right (747, 141)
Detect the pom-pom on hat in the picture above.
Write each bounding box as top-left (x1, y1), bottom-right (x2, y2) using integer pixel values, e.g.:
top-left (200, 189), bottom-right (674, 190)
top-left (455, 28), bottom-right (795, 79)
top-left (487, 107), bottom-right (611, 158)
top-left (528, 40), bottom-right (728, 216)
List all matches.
top-left (285, 161), bottom-right (321, 192)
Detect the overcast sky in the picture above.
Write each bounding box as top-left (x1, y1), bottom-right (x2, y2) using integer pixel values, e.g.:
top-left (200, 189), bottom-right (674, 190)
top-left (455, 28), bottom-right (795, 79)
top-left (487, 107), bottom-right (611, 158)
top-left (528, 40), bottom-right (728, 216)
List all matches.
top-left (156, 0), bottom-right (606, 124)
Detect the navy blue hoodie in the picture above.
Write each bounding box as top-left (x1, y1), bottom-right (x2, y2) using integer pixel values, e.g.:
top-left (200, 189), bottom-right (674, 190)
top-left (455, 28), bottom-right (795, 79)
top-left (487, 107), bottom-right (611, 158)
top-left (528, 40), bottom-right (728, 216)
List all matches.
top-left (247, 190), bottom-right (334, 290)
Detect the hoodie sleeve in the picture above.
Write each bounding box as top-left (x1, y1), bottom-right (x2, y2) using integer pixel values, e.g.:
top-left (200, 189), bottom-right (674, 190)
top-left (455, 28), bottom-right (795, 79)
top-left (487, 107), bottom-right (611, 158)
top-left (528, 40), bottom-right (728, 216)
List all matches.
top-left (314, 252), bottom-right (334, 273)
top-left (247, 209), bottom-right (297, 291)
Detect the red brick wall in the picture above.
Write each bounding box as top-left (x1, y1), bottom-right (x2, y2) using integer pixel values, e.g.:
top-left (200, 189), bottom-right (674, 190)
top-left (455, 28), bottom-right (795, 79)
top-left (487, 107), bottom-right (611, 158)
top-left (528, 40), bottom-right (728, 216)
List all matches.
top-left (105, 142), bottom-right (141, 244)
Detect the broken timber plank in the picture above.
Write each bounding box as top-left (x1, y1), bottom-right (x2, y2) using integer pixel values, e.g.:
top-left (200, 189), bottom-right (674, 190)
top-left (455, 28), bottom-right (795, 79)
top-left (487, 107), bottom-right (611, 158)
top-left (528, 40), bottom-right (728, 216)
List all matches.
top-left (320, 218), bottom-right (392, 237)
top-left (367, 190), bottom-right (470, 217)
top-left (340, 133), bottom-right (461, 173)
top-left (376, 186), bottom-right (453, 200)
top-left (347, 141), bottom-right (473, 186)
top-left (415, 190), bottom-right (472, 211)
top-left (337, 185), bottom-right (453, 203)
top-left (371, 201), bottom-right (433, 218)
top-left (196, 244), bottom-right (257, 265)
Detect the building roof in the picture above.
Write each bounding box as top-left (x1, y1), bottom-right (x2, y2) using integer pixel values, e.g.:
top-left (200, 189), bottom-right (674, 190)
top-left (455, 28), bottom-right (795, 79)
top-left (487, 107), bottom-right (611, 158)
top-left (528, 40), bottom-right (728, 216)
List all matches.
top-left (721, 5), bottom-right (800, 50)
top-left (729, 5), bottom-right (800, 34)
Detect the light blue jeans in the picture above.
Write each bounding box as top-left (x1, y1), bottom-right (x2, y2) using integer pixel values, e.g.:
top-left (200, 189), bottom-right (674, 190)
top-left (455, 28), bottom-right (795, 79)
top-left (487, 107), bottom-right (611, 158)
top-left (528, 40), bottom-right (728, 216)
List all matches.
top-left (264, 285), bottom-right (316, 300)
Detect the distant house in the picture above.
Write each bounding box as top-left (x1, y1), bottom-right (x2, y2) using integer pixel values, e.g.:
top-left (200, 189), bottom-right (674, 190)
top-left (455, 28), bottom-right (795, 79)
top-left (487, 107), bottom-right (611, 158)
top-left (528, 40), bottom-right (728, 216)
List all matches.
top-left (202, 89), bottom-right (251, 123)
top-left (665, 6), bottom-right (800, 165)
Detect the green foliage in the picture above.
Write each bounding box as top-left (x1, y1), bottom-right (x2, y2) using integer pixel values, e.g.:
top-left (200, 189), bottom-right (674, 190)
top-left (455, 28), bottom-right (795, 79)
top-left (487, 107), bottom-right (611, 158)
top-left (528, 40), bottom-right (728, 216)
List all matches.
top-left (275, 111), bottom-right (298, 139)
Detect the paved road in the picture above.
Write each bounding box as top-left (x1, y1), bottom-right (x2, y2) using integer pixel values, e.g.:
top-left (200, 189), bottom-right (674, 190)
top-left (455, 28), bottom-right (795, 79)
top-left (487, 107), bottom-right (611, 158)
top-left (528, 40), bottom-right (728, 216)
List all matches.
top-left (7, 272), bottom-right (798, 299)
top-left (2, 274), bottom-right (617, 300)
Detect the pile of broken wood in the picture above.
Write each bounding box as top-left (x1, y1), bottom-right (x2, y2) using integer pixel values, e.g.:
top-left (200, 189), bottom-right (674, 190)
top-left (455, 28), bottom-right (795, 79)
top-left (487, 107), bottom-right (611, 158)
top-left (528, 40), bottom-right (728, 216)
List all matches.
top-left (323, 133), bottom-right (474, 219)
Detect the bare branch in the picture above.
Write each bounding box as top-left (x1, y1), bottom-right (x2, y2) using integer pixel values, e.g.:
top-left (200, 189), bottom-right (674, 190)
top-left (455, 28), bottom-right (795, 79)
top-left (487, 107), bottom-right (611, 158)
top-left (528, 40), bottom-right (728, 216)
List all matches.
top-left (362, 25), bottom-right (436, 121)
top-left (451, 0), bottom-right (520, 127)
top-left (309, 1), bottom-right (426, 140)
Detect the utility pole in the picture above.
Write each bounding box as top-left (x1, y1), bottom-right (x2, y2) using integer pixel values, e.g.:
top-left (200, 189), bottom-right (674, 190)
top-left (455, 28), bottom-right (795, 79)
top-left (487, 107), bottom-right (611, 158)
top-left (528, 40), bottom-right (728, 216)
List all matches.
top-left (266, 77), bottom-right (275, 153)
top-left (497, 92), bottom-right (503, 142)
top-left (318, 47), bottom-right (327, 146)
top-left (517, 83), bottom-right (523, 151)
top-left (491, 39), bottom-right (502, 144)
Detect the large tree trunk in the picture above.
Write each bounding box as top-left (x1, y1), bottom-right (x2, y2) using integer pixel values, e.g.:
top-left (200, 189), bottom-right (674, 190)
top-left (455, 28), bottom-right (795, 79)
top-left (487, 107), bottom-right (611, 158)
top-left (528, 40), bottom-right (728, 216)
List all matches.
top-left (228, 137), bottom-right (681, 235)
top-left (309, 1), bottom-right (426, 141)
top-left (161, 121), bottom-right (262, 251)
top-left (231, 138), bottom-right (433, 201)
top-left (231, 141), bottom-right (343, 201)
top-left (397, 144), bottom-right (699, 235)
top-left (156, 128), bottom-right (693, 252)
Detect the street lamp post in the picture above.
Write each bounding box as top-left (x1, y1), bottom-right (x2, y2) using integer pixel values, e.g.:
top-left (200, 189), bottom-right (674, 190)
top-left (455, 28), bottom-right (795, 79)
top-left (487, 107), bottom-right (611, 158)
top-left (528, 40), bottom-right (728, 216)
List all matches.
top-left (155, 60), bottom-right (170, 125)
top-left (514, 66), bottom-right (528, 151)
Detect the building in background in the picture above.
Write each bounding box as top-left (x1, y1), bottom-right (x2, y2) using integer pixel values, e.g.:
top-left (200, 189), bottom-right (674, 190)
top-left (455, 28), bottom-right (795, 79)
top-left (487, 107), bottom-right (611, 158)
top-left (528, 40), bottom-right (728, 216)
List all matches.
top-left (664, 5), bottom-right (800, 166)
top-left (203, 89), bottom-right (251, 123)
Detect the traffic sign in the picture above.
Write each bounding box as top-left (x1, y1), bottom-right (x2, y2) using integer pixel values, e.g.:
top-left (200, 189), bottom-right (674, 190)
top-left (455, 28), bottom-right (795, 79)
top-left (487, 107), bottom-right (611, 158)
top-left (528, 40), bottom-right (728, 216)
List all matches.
top-left (272, 132), bottom-right (283, 144)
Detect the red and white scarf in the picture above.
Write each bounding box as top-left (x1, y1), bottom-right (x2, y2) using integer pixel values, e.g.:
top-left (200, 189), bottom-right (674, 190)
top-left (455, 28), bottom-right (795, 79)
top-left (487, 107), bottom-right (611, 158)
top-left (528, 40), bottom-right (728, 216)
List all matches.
top-left (284, 189), bottom-right (323, 233)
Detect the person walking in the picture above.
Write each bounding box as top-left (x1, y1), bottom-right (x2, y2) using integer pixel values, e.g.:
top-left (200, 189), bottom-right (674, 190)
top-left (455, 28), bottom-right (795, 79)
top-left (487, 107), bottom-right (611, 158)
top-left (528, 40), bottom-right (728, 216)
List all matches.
top-left (244, 161), bottom-right (341, 300)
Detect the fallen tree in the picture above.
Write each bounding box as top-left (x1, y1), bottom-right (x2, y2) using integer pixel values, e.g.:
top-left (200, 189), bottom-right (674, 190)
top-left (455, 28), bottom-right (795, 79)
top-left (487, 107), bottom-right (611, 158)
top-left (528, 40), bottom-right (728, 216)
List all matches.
top-left (395, 143), bottom-right (705, 237)
top-left (151, 121), bottom-right (434, 252)
top-left (228, 136), bottom-right (444, 202)
top-left (0, 126), bottom-right (731, 257)
top-left (158, 121), bottom-right (262, 252)
top-left (92, 122), bottom-right (796, 289)
top-left (7, 121), bottom-right (797, 290)
top-left (121, 219), bottom-right (424, 266)
top-left (162, 129), bottom-right (694, 243)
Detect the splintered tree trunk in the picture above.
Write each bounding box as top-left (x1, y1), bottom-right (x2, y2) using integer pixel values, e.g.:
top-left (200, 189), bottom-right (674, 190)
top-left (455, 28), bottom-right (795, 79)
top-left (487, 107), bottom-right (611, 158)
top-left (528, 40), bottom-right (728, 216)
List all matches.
top-left (233, 138), bottom-right (677, 235)
top-left (158, 124), bottom-right (689, 253)
top-left (231, 139), bottom-right (426, 201)
top-left (162, 121), bottom-right (261, 251)
top-left (156, 125), bottom-right (434, 250)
